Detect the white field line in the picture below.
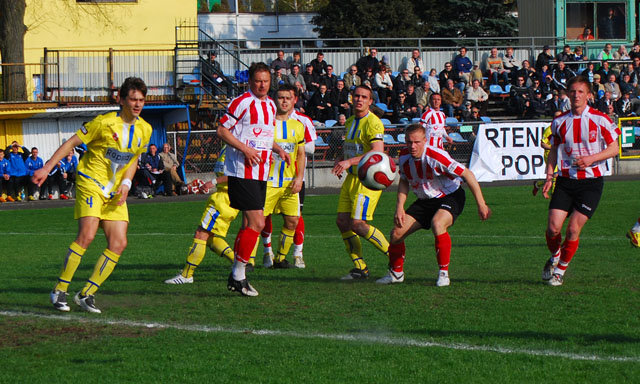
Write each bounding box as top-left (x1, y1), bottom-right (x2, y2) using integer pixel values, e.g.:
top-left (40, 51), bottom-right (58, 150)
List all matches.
top-left (1, 310), bottom-right (638, 363)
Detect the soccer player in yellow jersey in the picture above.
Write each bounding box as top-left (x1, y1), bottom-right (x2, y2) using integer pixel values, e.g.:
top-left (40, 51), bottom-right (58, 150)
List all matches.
top-left (332, 85), bottom-right (390, 280)
top-left (264, 84), bottom-right (306, 268)
top-left (33, 77), bottom-right (152, 313)
top-left (533, 111), bottom-right (561, 196)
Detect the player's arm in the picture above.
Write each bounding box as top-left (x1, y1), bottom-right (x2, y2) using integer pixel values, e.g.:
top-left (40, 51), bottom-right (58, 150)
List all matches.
top-left (217, 125), bottom-right (261, 166)
top-left (542, 144), bottom-right (558, 199)
top-left (115, 159), bottom-right (138, 206)
top-left (574, 140), bottom-right (618, 170)
top-left (332, 140), bottom-right (384, 177)
top-left (460, 168), bottom-right (491, 220)
top-left (290, 143), bottom-right (306, 194)
top-left (32, 135), bottom-right (82, 186)
top-left (394, 177), bottom-right (410, 227)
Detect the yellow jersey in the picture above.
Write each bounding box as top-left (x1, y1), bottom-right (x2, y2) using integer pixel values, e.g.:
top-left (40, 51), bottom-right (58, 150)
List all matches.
top-left (76, 111), bottom-right (152, 198)
top-left (268, 118), bottom-right (305, 188)
top-left (542, 125), bottom-right (552, 163)
top-left (343, 112), bottom-right (384, 174)
top-left (214, 145), bottom-right (229, 192)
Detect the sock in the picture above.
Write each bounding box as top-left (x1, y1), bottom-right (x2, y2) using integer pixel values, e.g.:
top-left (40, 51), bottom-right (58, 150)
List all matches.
top-left (80, 249), bottom-right (120, 296)
top-left (234, 227), bottom-right (260, 264)
top-left (388, 242), bottom-right (405, 274)
top-left (181, 238), bottom-right (207, 278)
top-left (364, 225), bottom-right (390, 256)
top-left (554, 238), bottom-right (579, 276)
top-left (632, 218), bottom-right (640, 233)
top-left (275, 227), bottom-right (295, 262)
top-left (54, 242), bottom-right (86, 292)
top-left (342, 231), bottom-right (366, 270)
top-left (208, 236), bottom-right (234, 263)
top-left (545, 232), bottom-right (562, 262)
top-left (262, 215), bottom-right (273, 255)
top-left (293, 216), bottom-right (305, 257)
top-left (435, 233), bottom-right (451, 271)
top-left (232, 259), bottom-right (246, 281)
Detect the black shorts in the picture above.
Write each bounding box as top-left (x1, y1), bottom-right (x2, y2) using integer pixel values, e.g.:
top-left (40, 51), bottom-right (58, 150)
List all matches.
top-left (549, 176), bottom-right (603, 219)
top-left (406, 187), bottom-right (466, 229)
top-left (299, 181), bottom-right (306, 211)
top-left (228, 176), bottom-right (267, 211)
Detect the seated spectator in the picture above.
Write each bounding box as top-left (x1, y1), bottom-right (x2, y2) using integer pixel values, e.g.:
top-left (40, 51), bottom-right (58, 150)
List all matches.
top-left (502, 47), bottom-right (520, 82)
top-left (469, 62), bottom-right (484, 84)
top-left (510, 76), bottom-right (534, 117)
top-left (0, 150), bottom-right (8, 202)
top-left (621, 62), bottom-right (635, 79)
top-left (140, 144), bottom-right (170, 197)
top-left (159, 143), bottom-right (185, 196)
top-left (202, 51), bottom-right (233, 98)
top-left (556, 45), bottom-right (574, 63)
top-left (303, 64), bottom-right (320, 94)
top-left (343, 65), bottom-right (361, 90)
top-left (535, 45), bottom-right (553, 72)
top-left (393, 68), bottom-right (412, 95)
top-left (309, 84), bottom-right (333, 122)
top-left (465, 79), bottom-right (488, 115)
top-left (25, 147), bottom-right (43, 200)
top-left (462, 104), bottom-right (482, 122)
top-left (327, 114), bottom-right (347, 160)
top-left (321, 64), bottom-right (338, 92)
top-left (270, 66), bottom-right (287, 96)
top-left (356, 47), bottom-right (380, 77)
top-left (294, 81), bottom-right (310, 114)
top-left (558, 90), bottom-right (570, 112)
top-left (630, 57), bottom-right (640, 85)
top-left (485, 47), bottom-right (509, 84)
top-left (516, 60), bottom-right (537, 86)
top-left (592, 74), bottom-right (605, 96)
top-left (530, 88), bottom-right (547, 118)
top-left (331, 79), bottom-right (351, 117)
top-left (571, 46), bottom-right (588, 70)
top-left (406, 49), bottom-right (426, 75)
top-left (597, 44), bottom-right (614, 61)
top-left (286, 63), bottom-right (306, 92)
top-left (290, 51), bottom-right (303, 68)
top-left (441, 78), bottom-right (464, 117)
top-left (531, 77), bottom-right (544, 98)
top-left (426, 68), bottom-right (440, 93)
top-left (541, 74), bottom-right (554, 97)
top-left (607, 103), bottom-right (618, 121)
top-left (538, 64), bottom-right (551, 82)
top-left (4, 141), bottom-right (29, 201)
top-left (439, 62), bottom-right (462, 92)
top-left (630, 43), bottom-right (640, 61)
top-left (604, 73), bottom-right (621, 101)
top-left (596, 60), bottom-right (612, 80)
top-left (551, 61), bottom-right (576, 90)
top-left (578, 27), bottom-right (594, 40)
top-left (615, 91), bottom-right (638, 117)
top-left (58, 150), bottom-right (77, 199)
top-left (453, 47), bottom-right (473, 86)
top-left (405, 84), bottom-right (420, 115)
top-left (411, 66), bottom-right (426, 88)
top-left (374, 64), bottom-right (393, 105)
top-left (620, 73), bottom-right (634, 95)
top-left (309, 51), bottom-right (328, 77)
top-left (392, 91), bottom-right (418, 121)
top-left (597, 91), bottom-right (614, 113)
top-left (582, 62), bottom-right (596, 83)
top-left (460, 101), bottom-right (473, 121)
top-left (337, 113), bottom-right (347, 126)
top-left (270, 50), bottom-right (290, 74)
top-left (415, 81), bottom-right (432, 112)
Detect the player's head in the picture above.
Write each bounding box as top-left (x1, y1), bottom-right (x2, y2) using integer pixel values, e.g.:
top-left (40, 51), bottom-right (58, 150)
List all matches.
top-left (567, 75), bottom-right (591, 111)
top-left (352, 85), bottom-right (373, 115)
top-left (119, 77), bottom-right (147, 120)
top-left (429, 92), bottom-right (442, 109)
top-left (276, 84), bottom-right (297, 115)
top-left (404, 123), bottom-right (427, 158)
top-left (248, 62), bottom-right (271, 99)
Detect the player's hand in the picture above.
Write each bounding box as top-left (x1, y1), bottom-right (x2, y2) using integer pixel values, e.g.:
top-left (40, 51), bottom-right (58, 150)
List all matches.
top-left (394, 207), bottom-right (405, 227)
top-left (542, 179), bottom-right (554, 199)
top-left (478, 204), bottom-right (491, 221)
top-left (115, 184), bottom-right (129, 206)
top-left (290, 178), bottom-right (303, 194)
top-left (332, 159), bottom-right (350, 179)
top-left (446, 136), bottom-right (454, 144)
top-left (574, 155), bottom-right (593, 170)
top-left (201, 180), bottom-right (215, 192)
top-left (243, 146), bottom-right (261, 166)
top-left (32, 168), bottom-right (49, 187)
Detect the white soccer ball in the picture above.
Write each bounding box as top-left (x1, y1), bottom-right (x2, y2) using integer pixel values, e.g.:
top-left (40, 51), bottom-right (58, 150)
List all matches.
top-left (357, 151), bottom-right (397, 190)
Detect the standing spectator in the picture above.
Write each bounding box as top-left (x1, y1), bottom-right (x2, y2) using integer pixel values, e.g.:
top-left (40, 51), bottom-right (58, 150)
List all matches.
top-left (393, 68), bottom-right (412, 95)
top-left (331, 79), bottom-right (351, 118)
top-left (5, 141), bottom-right (29, 201)
top-left (597, 44), bottom-right (614, 61)
top-left (374, 64), bottom-right (393, 105)
top-left (485, 47), bottom-right (509, 85)
top-left (321, 64), bottom-right (339, 92)
top-left (356, 47), bottom-right (380, 77)
top-left (502, 47), bottom-right (520, 83)
top-left (303, 64), bottom-right (320, 94)
top-left (286, 63), bottom-right (305, 92)
top-left (551, 61), bottom-right (576, 90)
top-left (343, 65), bottom-right (361, 90)
top-left (159, 143), bottom-right (184, 196)
top-left (604, 73), bottom-right (621, 101)
top-left (536, 45), bottom-right (554, 72)
top-left (465, 79), bottom-right (488, 115)
top-left (598, 7), bottom-right (620, 39)
top-left (0, 150), bottom-right (9, 202)
top-left (406, 49), bottom-right (426, 75)
top-left (25, 147), bottom-right (44, 200)
top-left (270, 50), bottom-right (289, 73)
top-left (309, 84), bottom-right (333, 122)
top-left (410, 66), bottom-right (425, 88)
top-left (453, 47), bottom-right (473, 87)
top-left (309, 51), bottom-right (328, 77)
top-left (441, 79), bottom-right (464, 117)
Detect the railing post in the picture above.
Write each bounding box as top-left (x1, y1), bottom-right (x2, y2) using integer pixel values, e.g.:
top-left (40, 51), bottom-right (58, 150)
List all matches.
top-left (530, 37), bottom-right (535, 64)
top-left (56, 51), bottom-right (61, 102)
top-left (108, 48), bottom-right (115, 102)
top-left (43, 48), bottom-right (49, 101)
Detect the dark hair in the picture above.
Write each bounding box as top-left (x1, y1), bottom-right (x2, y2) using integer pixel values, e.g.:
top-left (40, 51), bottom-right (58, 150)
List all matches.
top-left (354, 84), bottom-right (373, 98)
top-left (567, 75), bottom-right (592, 92)
top-left (31, 147), bottom-right (38, 152)
top-left (317, 51), bottom-right (324, 56)
top-left (249, 62), bottom-right (270, 80)
top-left (429, 92), bottom-right (441, 101)
top-left (405, 123), bottom-right (425, 136)
top-left (293, 51), bottom-right (301, 56)
top-left (564, 45), bottom-right (570, 49)
top-left (277, 83), bottom-right (297, 94)
top-left (119, 77), bottom-right (147, 100)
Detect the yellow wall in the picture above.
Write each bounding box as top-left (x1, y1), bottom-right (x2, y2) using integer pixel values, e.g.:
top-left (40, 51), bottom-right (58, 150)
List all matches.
top-left (23, 0), bottom-right (197, 64)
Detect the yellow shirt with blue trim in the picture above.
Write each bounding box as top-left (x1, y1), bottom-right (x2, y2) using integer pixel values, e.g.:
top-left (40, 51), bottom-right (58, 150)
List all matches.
top-left (343, 112), bottom-right (385, 174)
top-left (268, 118), bottom-right (305, 188)
top-left (214, 145), bottom-right (229, 192)
top-left (76, 111), bottom-right (152, 198)
top-left (542, 125), bottom-right (552, 163)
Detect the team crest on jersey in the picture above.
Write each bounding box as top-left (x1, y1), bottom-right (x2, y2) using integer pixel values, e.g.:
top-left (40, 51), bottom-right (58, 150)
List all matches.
top-left (112, 132), bottom-right (119, 142)
top-left (589, 130), bottom-right (597, 142)
top-left (565, 147), bottom-right (572, 155)
top-left (253, 127), bottom-right (263, 137)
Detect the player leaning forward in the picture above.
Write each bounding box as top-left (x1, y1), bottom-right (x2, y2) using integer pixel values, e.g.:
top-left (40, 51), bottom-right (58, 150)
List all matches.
top-left (541, 75), bottom-right (619, 286)
top-left (34, 77), bottom-right (152, 313)
top-left (377, 123), bottom-right (491, 286)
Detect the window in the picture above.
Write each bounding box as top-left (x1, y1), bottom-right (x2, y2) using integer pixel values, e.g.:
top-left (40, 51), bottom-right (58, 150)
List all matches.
top-left (566, 2), bottom-right (626, 40)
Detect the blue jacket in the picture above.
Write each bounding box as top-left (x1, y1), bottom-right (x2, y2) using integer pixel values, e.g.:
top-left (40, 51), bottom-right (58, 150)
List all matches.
top-left (0, 158), bottom-right (9, 176)
top-left (5, 146), bottom-right (29, 177)
top-left (60, 155), bottom-right (78, 173)
top-left (25, 156), bottom-right (44, 176)
top-left (142, 152), bottom-right (164, 171)
top-left (454, 55), bottom-right (473, 74)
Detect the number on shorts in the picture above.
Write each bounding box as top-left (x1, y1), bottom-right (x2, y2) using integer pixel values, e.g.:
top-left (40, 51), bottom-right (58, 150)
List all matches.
top-left (86, 196), bottom-right (93, 208)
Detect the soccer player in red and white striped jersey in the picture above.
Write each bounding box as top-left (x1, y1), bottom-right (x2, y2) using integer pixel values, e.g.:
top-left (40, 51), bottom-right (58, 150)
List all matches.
top-left (420, 93), bottom-right (453, 149)
top-left (541, 75), bottom-right (620, 286)
top-left (217, 62), bottom-right (290, 296)
top-left (376, 123), bottom-right (491, 287)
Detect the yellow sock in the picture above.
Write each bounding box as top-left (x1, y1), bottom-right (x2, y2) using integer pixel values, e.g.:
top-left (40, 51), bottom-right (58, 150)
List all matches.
top-left (248, 236), bottom-right (259, 266)
top-left (181, 238), bottom-right (207, 278)
top-left (54, 242), bottom-right (86, 292)
top-left (342, 231), bottom-right (366, 270)
top-left (208, 235), bottom-right (234, 263)
top-left (364, 225), bottom-right (390, 256)
top-left (275, 227), bottom-right (295, 262)
top-left (80, 249), bottom-right (120, 296)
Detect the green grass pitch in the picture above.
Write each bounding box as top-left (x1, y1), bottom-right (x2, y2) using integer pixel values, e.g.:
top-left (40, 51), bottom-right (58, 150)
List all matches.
top-left (1, 180), bottom-right (639, 382)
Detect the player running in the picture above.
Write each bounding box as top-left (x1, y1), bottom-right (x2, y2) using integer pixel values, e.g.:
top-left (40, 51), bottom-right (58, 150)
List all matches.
top-left (34, 77), bottom-right (152, 313)
top-left (541, 76), bottom-right (620, 286)
top-left (332, 85), bottom-right (390, 280)
top-left (377, 123), bottom-right (491, 286)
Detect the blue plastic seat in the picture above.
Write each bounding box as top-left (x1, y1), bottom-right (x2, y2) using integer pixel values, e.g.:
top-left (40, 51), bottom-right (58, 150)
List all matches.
top-left (380, 118), bottom-right (392, 126)
top-left (375, 102), bottom-right (391, 112)
top-left (325, 119), bottom-right (337, 127)
top-left (383, 133), bottom-right (399, 144)
top-left (480, 116), bottom-right (491, 123)
top-left (315, 136), bottom-right (329, 147)
top-left (445, 117), bottom-right (460, 127)
top-left (397, 133), bottom-right (405, 143)
top-left (489, 84), bottom-right (504, 94)
top-left (449, 132), bottom-right (467, 143)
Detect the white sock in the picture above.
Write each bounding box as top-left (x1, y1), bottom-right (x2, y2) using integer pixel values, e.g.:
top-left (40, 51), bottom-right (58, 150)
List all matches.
top-left (262, 234), bottom-right (272, 254)
top-left (551, 249), bottom-right (560, 264)
top-left (293, 243), bottom-right (303, 257)
top-left (632, 221), bottom-right (640, 233)
top-left (232, 260), bottom-right (246, 281)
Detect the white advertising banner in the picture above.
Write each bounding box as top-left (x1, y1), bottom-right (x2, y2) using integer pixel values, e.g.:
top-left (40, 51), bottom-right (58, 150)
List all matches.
top-left (469, 122), bottom-right (614, 182)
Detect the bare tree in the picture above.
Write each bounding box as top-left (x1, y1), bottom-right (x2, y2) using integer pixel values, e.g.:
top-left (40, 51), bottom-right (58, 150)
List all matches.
top-left (0, 0), bottom-right (27, 101)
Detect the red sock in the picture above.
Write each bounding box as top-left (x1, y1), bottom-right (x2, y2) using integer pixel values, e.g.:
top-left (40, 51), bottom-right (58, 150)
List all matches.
top-left (234, 228), bottom-right (260, 263)
top-left (435, 233), bottom-right (451, 270)
top-left (294, 216), bottom-right (305, 245)
top-left (545, 232), bottom-right (562, 256)
top-left (388, 242), bottom-right (405, 273)
top-left (261, 215), bottom-right (272, 238)
top-left (557, 238), bottom-right (579, 271)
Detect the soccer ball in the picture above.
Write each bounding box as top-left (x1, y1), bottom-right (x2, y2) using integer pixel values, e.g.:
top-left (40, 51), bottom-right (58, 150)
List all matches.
top-left (357, 151), bottom-right (397, 190)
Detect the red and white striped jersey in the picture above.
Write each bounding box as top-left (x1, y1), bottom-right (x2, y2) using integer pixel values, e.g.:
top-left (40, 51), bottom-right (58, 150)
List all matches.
top-left (420, 107), bottom-right (448, 149)
top-left (550, 106), bottom-right (620, 179)
top-left (219, 91), bottom-right (277, 181)
top-left (291, 110), bottom-right (317, 145)
top-left (399, 145), bottom-right (466, 199)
